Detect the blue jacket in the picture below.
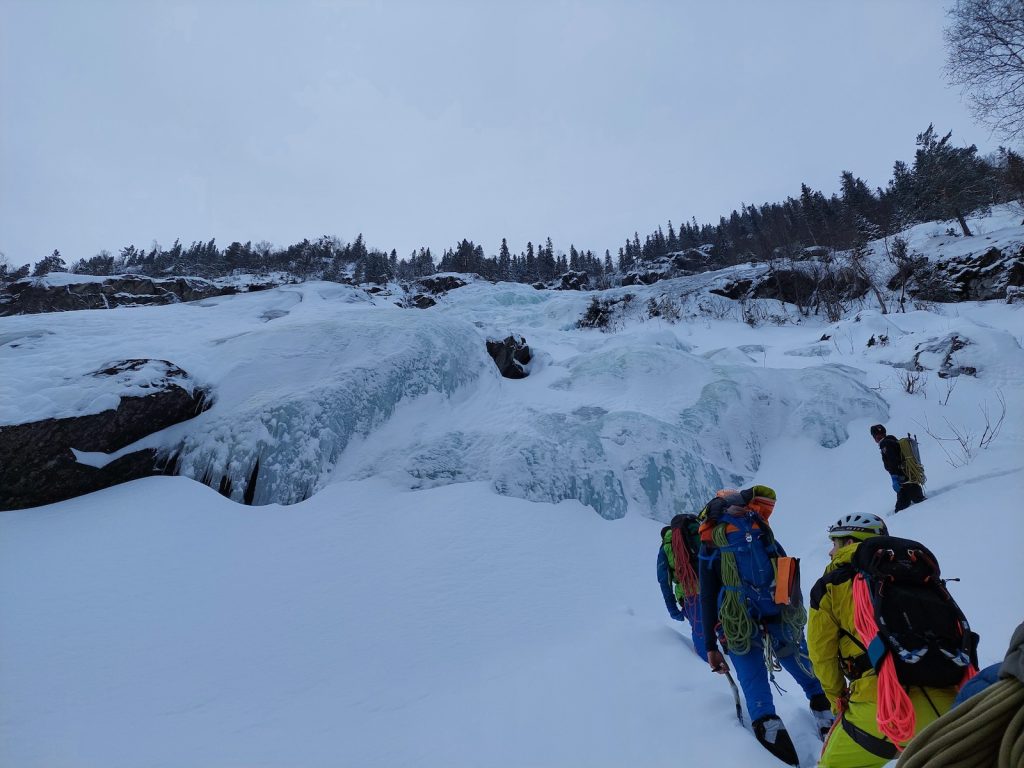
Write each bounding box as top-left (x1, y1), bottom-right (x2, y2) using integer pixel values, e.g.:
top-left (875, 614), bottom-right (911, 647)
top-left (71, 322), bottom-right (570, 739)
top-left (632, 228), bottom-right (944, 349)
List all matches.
top-left (657, 545), bottom-right (680, 616)
top-left (953, 663), bottom-right (1001, 706)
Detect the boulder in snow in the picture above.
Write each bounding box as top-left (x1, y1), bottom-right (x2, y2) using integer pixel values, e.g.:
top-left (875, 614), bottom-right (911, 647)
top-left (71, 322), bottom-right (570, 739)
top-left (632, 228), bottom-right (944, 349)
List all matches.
top-left (0, 359), bottom-right (211, 510)
top-left (416, 275), bottom-right (468, 294)
top-left (556, 271), bottom-right (589, 291)
top-left (486, 335), bottom-right (532, 379)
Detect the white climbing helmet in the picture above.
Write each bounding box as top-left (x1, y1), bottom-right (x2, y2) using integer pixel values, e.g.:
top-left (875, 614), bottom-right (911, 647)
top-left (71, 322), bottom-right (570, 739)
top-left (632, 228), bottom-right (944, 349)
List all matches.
top-left (828, 513), bottom-right (888, 541)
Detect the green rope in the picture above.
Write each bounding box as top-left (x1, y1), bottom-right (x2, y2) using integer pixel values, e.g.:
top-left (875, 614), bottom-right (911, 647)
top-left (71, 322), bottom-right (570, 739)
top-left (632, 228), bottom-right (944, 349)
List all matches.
top-left (712, 518), bottom-right (809, 665)
top-left (712, 523), bottom-right (757, 655)
top-left (895, 678), bottom-right (1024, 768)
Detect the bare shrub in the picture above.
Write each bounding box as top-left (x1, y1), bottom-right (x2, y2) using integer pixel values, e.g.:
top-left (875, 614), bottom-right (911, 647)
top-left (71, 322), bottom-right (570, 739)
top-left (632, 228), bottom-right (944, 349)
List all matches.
top-left (697, 296), bottom-right (734, 320)
top-left (899, 369), bottom-right (927, 395)
top-left (978, 390), bottom-right (1007, 448)
top-left (920, 390), bottom-right (1007, 466)
top-left (922, 417), bottom-right (975, 467)
top-left (940, 375), bottom-right (959, 406)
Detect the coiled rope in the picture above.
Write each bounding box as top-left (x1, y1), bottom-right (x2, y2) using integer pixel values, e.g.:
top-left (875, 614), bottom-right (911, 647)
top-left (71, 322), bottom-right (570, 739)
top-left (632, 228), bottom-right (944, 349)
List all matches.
top-left (712, 519), bottom-right (808, 660)
top-left (671, 528), bottom-right (699, 599)
top-left (712, 523), bottom-right (757, 655)
top-left (896, 678), bottom-right (1024, 768)
top-left (853, 573), bottom-right (916, 749)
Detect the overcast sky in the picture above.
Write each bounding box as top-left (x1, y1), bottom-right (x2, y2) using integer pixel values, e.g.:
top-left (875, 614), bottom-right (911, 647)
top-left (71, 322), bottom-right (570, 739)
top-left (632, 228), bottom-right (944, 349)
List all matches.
top-left (0, 0), bottom-right (998, 266)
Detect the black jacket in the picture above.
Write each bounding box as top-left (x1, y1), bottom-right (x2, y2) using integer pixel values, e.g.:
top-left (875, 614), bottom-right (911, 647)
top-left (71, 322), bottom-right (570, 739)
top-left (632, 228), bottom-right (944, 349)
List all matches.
top-left (878, 434), bottom-right (904, 476)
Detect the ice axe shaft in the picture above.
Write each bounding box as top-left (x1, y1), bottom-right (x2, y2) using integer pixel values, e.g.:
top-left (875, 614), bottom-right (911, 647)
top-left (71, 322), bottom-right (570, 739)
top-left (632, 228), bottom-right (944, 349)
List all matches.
top-left (725, 670), bottom-right (744, 725)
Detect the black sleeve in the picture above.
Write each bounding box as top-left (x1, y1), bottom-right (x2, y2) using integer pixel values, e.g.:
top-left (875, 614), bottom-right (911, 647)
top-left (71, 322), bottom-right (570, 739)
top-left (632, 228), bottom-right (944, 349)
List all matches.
top-left (699, 546), bottom-right (722, 652)
top-left (880, 436), bottom-right (904, 476)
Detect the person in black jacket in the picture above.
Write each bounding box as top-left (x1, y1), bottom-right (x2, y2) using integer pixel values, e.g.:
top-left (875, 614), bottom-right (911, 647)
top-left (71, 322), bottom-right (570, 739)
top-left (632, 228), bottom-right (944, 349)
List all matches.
top-left (869, 424), bottom-right (925, 512)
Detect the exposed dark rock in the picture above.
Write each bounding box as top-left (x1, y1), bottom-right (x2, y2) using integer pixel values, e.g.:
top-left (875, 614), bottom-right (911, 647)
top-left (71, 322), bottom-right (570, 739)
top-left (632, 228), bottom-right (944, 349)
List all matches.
top-left (670, 248), bottom-right (714, 272)
top-left (416, 275), bottom-right (468, 294)
top-left (556, 271), bottom-right (589, 291)
top-left (750, 269), bottom-right (818, 303)
top-left (710, 279), bottom-right (753, 300)
top-left (486, 335), bottom-right (532, 379)
top-left (0, 360), bottom-right (211, 510)
top-left (0, 275), bottom-right (230, 316)
top-left (798, 245), bottom-right (831, 261)
top-left (402, 293), bottom-right (437, 309)
top-left (622, 270), bottom-right (668, 287)
top-left (909, 245), bottom-right (1024, 302)
top-left (906, 333), bottom-right (978, 378)
top-left (622, 251), bottom-right (717, 287)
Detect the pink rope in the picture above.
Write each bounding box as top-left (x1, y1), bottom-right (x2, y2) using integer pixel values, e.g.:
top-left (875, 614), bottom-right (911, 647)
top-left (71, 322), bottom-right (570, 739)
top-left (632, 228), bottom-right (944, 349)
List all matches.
top-left (672, 528), bottom-right (699, 598)
top-left (852, 574), bottom-right (916, 750)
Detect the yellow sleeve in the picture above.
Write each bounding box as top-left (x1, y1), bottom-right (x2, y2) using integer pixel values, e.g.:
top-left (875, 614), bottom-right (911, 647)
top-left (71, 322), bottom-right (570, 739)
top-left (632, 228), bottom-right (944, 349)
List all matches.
top-left (807, 590), bottom-right (847, 710)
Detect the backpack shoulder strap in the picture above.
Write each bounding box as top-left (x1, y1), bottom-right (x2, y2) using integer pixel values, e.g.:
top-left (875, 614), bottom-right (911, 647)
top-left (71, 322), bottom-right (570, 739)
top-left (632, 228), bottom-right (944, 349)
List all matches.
top-left (810, 563), bottom-right (856, 610)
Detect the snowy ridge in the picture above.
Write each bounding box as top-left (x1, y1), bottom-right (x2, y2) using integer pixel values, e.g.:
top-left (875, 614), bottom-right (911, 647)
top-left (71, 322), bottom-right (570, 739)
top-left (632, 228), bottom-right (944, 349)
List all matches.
top-left (2, 276), bottom-right (890, 517)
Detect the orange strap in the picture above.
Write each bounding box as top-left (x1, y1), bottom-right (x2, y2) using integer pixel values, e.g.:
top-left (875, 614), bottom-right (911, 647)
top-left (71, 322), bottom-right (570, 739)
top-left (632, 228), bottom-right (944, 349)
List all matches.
top-left (774, 556), bottom-right (798, 605)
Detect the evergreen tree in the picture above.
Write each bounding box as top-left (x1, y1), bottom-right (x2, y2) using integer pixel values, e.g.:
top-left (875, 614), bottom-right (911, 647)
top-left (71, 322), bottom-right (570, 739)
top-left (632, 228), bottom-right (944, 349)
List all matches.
top-left (498, 238), bottom-right (511, 281)
top-left (910, 124), bottom-right (993, 235)
top-left (617, 246), bottom-right (633, 273)
top-left (524, 242), bottom-right (536, 280)
top-left (667, 220), bottom-right (678, 251)
top-left (32, 249), bottom-right (66, 276)
top-left (538, 238), bottom-right (556, 280)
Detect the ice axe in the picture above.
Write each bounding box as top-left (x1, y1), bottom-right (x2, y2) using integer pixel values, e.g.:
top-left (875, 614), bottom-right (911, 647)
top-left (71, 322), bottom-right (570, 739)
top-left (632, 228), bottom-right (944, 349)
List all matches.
top-left (725, 669), bottom-right (744, 726)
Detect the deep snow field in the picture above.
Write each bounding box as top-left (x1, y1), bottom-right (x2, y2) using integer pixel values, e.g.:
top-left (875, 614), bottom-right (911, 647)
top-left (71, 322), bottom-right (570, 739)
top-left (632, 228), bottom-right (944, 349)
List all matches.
top-left (2, 210), bottom-right (1023, 767)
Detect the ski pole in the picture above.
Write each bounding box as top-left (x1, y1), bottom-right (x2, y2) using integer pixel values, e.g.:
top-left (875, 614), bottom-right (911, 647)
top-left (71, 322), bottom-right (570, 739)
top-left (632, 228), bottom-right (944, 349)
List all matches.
top-left (725, 670), bottom-right (744, 725)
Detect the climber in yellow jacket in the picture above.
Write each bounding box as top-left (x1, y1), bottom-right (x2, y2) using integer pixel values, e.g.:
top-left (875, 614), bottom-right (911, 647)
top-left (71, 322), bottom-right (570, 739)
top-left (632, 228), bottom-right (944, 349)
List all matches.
top-left (807, 514), bottom-right (959, 768)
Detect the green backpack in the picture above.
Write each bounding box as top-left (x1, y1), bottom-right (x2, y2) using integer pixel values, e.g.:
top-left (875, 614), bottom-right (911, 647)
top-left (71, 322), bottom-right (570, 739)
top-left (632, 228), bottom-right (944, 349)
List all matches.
top-left (898, 433), bottom-right (927, 485)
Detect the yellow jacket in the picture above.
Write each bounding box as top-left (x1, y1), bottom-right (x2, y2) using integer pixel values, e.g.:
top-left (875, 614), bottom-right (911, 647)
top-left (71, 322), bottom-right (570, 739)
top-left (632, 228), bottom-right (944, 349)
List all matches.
top-left (808, 541), bottom-right (871, 710)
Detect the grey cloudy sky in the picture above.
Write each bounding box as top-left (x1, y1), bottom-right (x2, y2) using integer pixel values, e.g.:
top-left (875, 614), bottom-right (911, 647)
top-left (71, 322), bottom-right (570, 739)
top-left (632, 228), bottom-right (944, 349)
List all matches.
top-left (0, 0), bottom-right (996, 265)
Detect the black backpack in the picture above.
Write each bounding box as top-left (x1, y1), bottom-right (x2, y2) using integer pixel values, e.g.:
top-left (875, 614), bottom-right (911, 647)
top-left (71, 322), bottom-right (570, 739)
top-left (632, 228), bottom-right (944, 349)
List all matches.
top-left (852, 536), bottom-right (978, 687)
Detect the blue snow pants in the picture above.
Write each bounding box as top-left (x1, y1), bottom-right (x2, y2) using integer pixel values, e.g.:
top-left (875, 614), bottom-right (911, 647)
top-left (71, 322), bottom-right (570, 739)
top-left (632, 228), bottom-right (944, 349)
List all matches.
top-left (726, 619), bottom-right (824, 723)
top-left (681, 594), bottom-right (708, 662)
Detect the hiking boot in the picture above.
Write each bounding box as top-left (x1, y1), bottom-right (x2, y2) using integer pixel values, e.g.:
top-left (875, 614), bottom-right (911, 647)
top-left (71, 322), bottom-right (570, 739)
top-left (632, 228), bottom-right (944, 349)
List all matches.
top-left (809, 693), bottom-right (835, 741)
top-left (752, 714), bottom-right (800, 766)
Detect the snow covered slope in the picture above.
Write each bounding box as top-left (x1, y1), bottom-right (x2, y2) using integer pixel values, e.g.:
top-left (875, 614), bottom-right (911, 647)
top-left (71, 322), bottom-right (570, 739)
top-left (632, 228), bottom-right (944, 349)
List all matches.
top-left (1, 279), bottom-right (893, 517)
top-left (1, 211), bottom-right (1023, 767)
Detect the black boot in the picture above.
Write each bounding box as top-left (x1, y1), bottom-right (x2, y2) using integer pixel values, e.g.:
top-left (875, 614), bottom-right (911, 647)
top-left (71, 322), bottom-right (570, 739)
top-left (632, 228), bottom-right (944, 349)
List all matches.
top-left (752, 714), bottom-right (800, 766)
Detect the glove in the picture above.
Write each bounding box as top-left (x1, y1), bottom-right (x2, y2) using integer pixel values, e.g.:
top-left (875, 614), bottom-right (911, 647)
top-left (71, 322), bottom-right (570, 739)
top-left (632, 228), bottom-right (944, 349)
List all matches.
top-left (708, 649), bottom-right (730, 673)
